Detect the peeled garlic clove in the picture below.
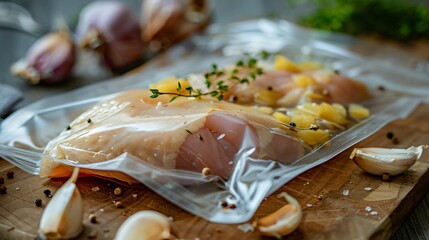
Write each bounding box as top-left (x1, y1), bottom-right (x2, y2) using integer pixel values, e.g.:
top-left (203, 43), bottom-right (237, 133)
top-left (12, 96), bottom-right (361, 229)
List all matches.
top-left (350, 145), bottom-right (427, 176)
top-left (39, 168), bottom-right (83, 239)
top-left (257, 192), bottom-right (302, 238)
top-left (114, 210), bottom-right (171, 240)
top-left (77, 1), bottom-right (144, 72)
top-left (11, 31), bottom-right (76, 85)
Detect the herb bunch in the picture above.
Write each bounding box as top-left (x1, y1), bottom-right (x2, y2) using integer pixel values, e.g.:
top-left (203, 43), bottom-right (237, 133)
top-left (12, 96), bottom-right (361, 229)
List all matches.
top-left (149, 51), bottom-right (270, 102)
top-left (301, 0), bottom-right (429, 41)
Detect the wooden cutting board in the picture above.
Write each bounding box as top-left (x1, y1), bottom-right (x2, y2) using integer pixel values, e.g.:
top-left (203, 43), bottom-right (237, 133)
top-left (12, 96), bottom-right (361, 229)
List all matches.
top-left (0, 103), bottom-right (428, 240)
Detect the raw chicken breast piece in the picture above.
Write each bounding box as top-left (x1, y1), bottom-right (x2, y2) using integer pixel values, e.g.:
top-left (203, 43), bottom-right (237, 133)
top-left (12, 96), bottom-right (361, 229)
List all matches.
top-left (41, 89), bottom-right (308, 183)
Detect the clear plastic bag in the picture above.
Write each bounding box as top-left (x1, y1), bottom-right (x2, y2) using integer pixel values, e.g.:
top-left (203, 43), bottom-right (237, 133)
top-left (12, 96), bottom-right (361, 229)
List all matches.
top-left (0, 19), bottom-right (426, 223)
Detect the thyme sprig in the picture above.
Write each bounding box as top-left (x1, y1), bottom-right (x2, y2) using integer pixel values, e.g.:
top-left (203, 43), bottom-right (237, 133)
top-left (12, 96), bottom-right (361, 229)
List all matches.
top-left (149, 51), bottom-right (269, 102)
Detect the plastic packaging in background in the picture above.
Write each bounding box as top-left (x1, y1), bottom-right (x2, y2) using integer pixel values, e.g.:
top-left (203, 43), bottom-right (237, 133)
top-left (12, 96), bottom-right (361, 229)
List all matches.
top-left (0, 19), bottom-right (426, 223)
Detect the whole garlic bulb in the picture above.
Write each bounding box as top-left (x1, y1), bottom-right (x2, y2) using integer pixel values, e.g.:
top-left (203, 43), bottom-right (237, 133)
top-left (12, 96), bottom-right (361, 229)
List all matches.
top-left (114, 210), bottom-right (171, 240)
top-left (39, 168), bottom-right (83, 239)
top-left (11, 31), bottom-right (76, 85)
top-left (77, 1), bottom-right (144, 72)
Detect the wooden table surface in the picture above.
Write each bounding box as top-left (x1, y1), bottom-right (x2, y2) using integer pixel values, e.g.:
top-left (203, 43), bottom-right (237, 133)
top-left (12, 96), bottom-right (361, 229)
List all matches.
top-left (1, 1), bottom-right (429, 239)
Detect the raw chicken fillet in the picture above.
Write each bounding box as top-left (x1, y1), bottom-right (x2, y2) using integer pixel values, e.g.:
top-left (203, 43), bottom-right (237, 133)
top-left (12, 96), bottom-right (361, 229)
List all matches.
top-left (41, 89), bottom-right (308, 183)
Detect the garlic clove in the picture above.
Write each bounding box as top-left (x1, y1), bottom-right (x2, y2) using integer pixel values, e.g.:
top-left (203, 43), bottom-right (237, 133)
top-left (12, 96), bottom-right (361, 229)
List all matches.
top-left (257, 192), bottom-right (302, 238)
top-left (350, 145), bottom-right (427, 176)
top-left (39, 168), bottom-right (83, 239)
top-left (114, 210), bottom-right (171, 240)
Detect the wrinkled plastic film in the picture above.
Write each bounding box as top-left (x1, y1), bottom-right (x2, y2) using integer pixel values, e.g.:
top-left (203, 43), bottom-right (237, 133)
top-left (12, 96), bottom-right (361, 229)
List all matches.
top-left (0, 20), bottom-right (427, 223)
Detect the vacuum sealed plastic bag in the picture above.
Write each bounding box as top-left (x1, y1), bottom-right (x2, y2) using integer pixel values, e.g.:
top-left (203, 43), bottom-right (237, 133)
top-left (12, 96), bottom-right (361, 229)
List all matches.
top-left (0, 19), bottom-right (426, 223)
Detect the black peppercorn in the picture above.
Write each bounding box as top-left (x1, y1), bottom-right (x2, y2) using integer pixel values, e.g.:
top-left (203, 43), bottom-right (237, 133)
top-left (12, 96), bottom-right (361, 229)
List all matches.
top-left (386, 132), bottom-right (394, 139)
top-left (289, 122), bottom-right (296, 127)
top-left (0, 186), bottom-right (7, 194)
top-left (392, 137), bottom-right (400, 145)
top-left (382, 174), bottom-right (390, 182)
top-left (0, 176), bottom-right (4, 184)
top-left (43, 189), bottom-right (51, 197)
top-left (6, 170), bottom-right (14, 179)
top-left (35, 198), bottom-right (42, 207)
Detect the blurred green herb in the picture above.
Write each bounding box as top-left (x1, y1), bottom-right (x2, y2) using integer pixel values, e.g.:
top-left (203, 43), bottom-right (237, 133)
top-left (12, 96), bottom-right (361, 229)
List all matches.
top-left (300, 0), bottom-right (429, 41)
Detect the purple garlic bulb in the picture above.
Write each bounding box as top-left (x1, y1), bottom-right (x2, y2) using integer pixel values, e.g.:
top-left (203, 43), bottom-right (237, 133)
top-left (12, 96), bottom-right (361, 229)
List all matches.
top-left (77, 1), bottom-right (145, 72)
top-left (11, 32), bottom-right (76, 85)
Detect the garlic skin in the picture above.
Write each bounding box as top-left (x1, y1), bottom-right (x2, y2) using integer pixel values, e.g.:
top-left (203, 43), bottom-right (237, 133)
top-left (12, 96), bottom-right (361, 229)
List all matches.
top-left (11, 31), bottom-right (76, 85)
top-left (350, 145), bottom-right (427, 176)
top-left (39, 168), bottom-right (83, 239)
top-left (114, 210), bottom-right (171, 240)
top-left (258, 192), bottom-right (302, 238)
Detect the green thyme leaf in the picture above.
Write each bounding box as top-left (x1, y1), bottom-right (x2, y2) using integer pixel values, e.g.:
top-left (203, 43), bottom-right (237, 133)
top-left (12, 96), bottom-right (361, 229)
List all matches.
top-left (259, 50), bottom-right (270, 59)
top-left (248, 58), bottom-right (257, 68)
top-left (176, 82), bottom-right (182, 92)
top-left (150, 89), bottom-right (159, 95)
top-left (170, 96), bottom-right (178, 102)
top-left (240, 78), bottom-right (249, 84)
top-left (205, 76), bottom-right (212, 88)
top-left (186, 86), bottom-right (193, 95)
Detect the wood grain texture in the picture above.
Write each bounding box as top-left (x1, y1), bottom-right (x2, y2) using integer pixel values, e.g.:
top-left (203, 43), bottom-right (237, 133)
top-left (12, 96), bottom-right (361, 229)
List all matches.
top-left (0, 103), bottom-right (428, 240)
top-left (392, 195), bottom-right (429, 240)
